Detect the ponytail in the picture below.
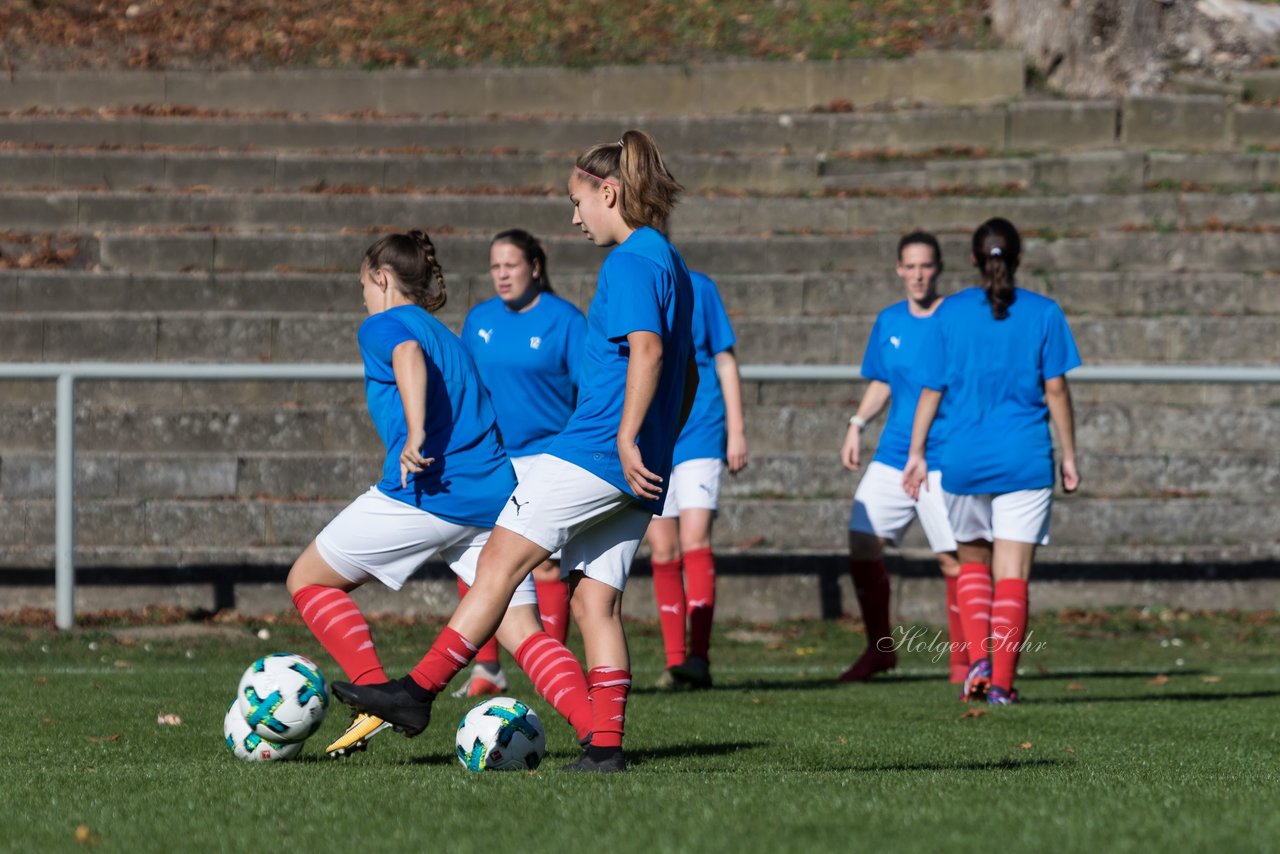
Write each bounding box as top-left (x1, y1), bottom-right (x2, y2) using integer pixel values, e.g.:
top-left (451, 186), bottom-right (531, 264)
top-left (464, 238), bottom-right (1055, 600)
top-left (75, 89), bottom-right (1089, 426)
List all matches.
top-left (971, 217), bottom-right (1020, 320)
top-left (574, 129), bottom-right (683, 232)
top-left (363, 230), bottom-right (447, 313)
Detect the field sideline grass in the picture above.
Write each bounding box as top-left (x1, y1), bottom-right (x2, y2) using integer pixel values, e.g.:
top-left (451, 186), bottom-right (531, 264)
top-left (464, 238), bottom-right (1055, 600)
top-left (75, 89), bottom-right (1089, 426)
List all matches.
top-left (5, 608), bottom-right (1279, 852)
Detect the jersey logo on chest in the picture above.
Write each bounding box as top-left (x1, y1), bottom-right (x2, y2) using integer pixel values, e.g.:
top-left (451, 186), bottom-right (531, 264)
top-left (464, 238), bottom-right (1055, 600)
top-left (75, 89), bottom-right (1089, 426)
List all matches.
top-left (889, 335), bottom-right (901, 349)
top-left (477, 328), bottom-right (493, 344)
top-left (529, 336), bottom-right (542, 350)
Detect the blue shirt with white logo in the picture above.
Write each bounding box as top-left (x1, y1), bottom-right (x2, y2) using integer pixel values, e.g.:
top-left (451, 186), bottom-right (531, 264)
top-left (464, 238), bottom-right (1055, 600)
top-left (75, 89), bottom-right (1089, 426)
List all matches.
top-left (357, 305), bottom-right (516, 527)
top-left (860, 300), bottom-right (949, 472)
top-left (547, 227), bottom-right (695, 514)
top-left (672, 271), bottom-right (737, 466)
top-left (460, 292), bottom-right (586, 456)
top-left (917, 287), bottom-right (1081, 494)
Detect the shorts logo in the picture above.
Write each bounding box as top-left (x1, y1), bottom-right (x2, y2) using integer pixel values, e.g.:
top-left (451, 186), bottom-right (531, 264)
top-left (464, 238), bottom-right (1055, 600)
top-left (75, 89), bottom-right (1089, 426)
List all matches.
top-left (529, 336), bottom-right (542, 350)
top-left (509, 495), bottom-right (529, 516)
top-left (889, 335), bottom-right (901, 349)
top-left (478, 329), bottom-right (493, 344)
top-left (699, 483), bottom-right (715, 496)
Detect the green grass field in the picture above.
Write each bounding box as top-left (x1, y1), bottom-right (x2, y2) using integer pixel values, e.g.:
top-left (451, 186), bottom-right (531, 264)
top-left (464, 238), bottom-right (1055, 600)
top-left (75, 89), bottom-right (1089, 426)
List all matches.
top-left (6, 607), bottom-right (1279, 852)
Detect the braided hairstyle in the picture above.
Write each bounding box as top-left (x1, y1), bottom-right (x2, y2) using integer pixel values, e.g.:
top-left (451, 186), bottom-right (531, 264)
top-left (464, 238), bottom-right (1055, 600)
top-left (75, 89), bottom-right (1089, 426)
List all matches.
top-left (971, 217), bottom-right (1020, 320)
top-left (574, 129), bottom-right (683, 232)
top-left (363, 230), bottom-right (447, 313)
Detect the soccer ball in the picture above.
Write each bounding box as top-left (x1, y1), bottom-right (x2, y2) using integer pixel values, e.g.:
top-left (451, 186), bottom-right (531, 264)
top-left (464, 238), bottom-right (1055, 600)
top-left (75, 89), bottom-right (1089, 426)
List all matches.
top-left (223, 702), bottom-right (303, 762)
top-left (455, 696), bottom-right (546, 772)
top-left (235, 653), bottom-right (328, 744)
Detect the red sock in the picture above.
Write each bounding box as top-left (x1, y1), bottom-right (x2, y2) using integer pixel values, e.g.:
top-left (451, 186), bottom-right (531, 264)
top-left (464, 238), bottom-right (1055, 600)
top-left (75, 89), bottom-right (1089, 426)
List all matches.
top-left (457, 579), bottom-right (500, 666)
top-left (587, 667), bottom-right (631, 749)
top-left (409, 626), bottom-right (478, 694)
top-left (956, 563), bottom-right (994, 665)
top-left (684, 548), bottom-right (716, 661)
top-left (515, 632), bottom-right (592, 742)
top-left (849, 558), bottom-right (892, 651)
top-left (535, 577), bottom-right (571, 644)
top-left (990, 579), bottom-right (1029, 691)
top-left (945, 575), bottom-right (969, 683)
top-left (292, 585), bottom-right (387, 685)
top-left (651, 557), bottom-right (687, 668)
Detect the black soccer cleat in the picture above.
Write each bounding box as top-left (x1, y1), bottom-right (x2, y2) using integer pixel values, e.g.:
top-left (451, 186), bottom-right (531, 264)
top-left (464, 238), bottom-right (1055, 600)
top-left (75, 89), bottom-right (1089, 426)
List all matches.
top-left (561, 745), bottom-right (626, 773)
top-left (331, 678), bottom-right (434, 738)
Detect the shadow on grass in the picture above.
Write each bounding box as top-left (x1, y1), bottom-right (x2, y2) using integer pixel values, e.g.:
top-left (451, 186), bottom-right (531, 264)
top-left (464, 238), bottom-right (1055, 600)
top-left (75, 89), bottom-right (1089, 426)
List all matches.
top-left (629, 740), bottom-right (767, 767)
top-left (1018, 668), bottom-right (1208, 681)
top-left (841, 757), bottom-right (1064, 773)
top-left (1025, 688), bottom-right (1280, 706)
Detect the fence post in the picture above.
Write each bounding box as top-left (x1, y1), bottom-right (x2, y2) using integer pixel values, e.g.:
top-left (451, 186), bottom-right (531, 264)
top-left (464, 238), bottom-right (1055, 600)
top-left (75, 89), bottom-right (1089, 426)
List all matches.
top-left (55, 372), bottom-right (76, 630)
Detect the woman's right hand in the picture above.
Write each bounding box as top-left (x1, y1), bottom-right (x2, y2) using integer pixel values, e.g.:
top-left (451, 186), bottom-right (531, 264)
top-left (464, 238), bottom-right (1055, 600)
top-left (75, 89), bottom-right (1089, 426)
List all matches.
top-left (902, 454), bottom-right (928, 500)
top-left (840, 424), bottom-right (862, 471)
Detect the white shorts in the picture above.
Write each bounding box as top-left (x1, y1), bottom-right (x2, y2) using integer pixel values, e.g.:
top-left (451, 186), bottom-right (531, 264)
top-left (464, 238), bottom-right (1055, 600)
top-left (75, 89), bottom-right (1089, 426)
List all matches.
top-left (849, 461), bottom-right (957, 553)
top-left (511, 454), bottom-right (561, 560)
top-left (495, 455), bottom-right (652, 592)
top-left (315, 487), bottom-right (538, 606)
top-left (657, 458), bottom-right (724, 519)
top-left (944, 488), bottom-right (1053, 546)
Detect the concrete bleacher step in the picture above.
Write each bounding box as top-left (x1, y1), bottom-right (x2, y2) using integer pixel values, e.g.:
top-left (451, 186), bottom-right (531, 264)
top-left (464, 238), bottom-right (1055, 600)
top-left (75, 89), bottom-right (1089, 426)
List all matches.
top-left (4, 147), bottom-right (1280, 194)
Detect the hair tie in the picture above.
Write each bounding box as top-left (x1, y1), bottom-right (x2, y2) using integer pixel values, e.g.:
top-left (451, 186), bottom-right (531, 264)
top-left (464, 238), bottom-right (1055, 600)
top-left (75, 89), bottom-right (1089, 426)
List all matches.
top-left (617, 138), bottom-right (625, 147)
top-left (989, 246), bottom-right (1003, 257)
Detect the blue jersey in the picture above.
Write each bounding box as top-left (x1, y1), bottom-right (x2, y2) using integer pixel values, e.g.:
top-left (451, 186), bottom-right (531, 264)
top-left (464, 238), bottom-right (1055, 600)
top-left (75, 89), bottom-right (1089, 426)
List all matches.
top-left (357, 305), bottom-right (516, 527)
top-left (917, 287), bottom-right (1081, 494)
top-left (547, 227), bottom-right (695, 514)
top-left (672, 271), bottom-right (737, 466)
top-left (460, 292), bottom-right (586, 456)
top-left (860, 300), bottom-right (949, 471)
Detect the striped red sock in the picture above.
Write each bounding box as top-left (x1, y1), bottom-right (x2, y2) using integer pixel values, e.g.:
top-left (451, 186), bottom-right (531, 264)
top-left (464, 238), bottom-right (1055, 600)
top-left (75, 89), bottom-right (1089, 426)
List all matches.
top-left (409, 626), bottom-right (478, 694)
top-left (956, 563), bottom-right (993, 665)
top-left (291, 585), bottom-right (387, 685)
top-left (684, 548), bottom-right (716, 661)
top-left (945, 575), bottom-right (969, 683)
top-left (535, 577), bottom-right (571, 644)
top-left (515, 632), bottom-right (592, 742)
top-left (587, 667), bottom-right (631, 749)
top-left (990, 579), bottom-right (1029, 691)
top-left (457, 579), bottom-right (501, 666)
top-left (849, 558), bottom-right (892, 649)
top-left (651, 557), bottom-right (687, 668)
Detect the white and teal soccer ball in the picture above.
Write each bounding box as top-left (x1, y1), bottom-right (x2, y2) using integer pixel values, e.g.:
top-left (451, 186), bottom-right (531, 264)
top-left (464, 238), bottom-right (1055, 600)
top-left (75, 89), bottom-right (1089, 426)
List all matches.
top-left (455, 696), bottom-right (546, 772)
top-left (223, 702), bottom-right (303, 761)
top-left (235, 653), bottom-right (329, 744)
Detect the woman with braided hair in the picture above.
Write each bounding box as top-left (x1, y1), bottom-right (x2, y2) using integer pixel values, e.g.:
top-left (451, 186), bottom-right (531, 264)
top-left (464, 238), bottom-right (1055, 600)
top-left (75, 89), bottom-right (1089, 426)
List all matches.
top-left (285, 230), bottom-right (595, 758)
top-left (904, 217), bottom-right (1081, 705)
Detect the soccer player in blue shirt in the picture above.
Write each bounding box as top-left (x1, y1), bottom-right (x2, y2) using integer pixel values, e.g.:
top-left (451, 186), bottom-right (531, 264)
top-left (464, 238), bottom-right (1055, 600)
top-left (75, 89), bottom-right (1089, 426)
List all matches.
top-left (333, 131), bottom-right (698, 773)
top-left (904, 217), bottom-right (1081, 705)
top-left (838, 232), bottom-right (962, 686)
top-left (454, 229), bottom-right (586, 697)
top-left (649, 270), bottom-right (748, 690)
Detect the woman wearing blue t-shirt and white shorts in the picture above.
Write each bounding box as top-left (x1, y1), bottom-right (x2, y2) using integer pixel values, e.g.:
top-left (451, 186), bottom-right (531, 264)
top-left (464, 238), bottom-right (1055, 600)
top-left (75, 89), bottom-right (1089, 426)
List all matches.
top-left (904, 217), bottom-right (1081, 705)
top-left (648, 270), bottom-right (747, 691)
top-left (454, 229), bottom-right (587, 697)
top-left (332, 131), bottom-right (697, 773)
top-left (838, 231), bottom-right (961, 687)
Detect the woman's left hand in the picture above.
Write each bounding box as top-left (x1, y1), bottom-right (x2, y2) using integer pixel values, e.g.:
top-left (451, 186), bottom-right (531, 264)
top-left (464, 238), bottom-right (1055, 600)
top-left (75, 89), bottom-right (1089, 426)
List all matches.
top-left (399, 429), bottom-right (434, 487)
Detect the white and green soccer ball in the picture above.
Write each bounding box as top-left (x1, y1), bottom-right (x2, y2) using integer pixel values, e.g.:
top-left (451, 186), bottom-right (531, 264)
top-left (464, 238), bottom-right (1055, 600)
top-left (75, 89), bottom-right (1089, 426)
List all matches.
top-left (223, 702), bottom-right (302, 762)
top-left (235, 653), bottom-right (329, 744)
top-left (455, 696), bottom-right (546, 772)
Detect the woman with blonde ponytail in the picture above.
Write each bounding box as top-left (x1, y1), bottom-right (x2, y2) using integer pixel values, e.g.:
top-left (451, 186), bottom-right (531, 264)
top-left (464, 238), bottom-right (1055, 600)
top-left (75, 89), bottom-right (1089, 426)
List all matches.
top-left (333, 131), bottom-right (699, 774)
top-left (285, 230), bottom-right (596, 760)
top-left (903, 217), bottom-right (1081, 707)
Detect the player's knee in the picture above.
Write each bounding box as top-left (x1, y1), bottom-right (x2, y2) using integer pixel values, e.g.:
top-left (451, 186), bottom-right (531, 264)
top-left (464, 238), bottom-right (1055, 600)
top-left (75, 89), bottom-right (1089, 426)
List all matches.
top-left (848, 532), bottom-right (883, 560)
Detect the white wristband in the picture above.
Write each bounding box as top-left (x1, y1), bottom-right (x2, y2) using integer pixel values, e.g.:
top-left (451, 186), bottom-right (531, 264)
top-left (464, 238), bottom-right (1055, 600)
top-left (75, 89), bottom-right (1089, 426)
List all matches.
top-left (849, 415), bottom-right (867, 429)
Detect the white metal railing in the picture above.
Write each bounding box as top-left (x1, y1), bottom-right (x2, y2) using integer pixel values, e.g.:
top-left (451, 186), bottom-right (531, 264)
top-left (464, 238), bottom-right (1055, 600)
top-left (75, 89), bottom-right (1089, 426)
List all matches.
top-left (1, 361), bottom-right (1278, 629)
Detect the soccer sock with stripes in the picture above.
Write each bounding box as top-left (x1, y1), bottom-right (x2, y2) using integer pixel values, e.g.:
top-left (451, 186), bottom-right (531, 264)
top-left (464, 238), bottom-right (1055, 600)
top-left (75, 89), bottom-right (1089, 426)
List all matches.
top-left (409, 626), bottom-right (478, 695)
top-left (587, 666), bottom-right (631, 749)
top-left (849, 558), bottom-right (892, 652)
top-left (990, 578), bottom-right (1029, 691)
top-left (535, 576), bottom-right (571, 645)
top-left (515, 631), bottom-right (592, 742)
top-left (651, 557), bottom-right (687, 668)
top-left (944, 574), bottom-right (968, 682)
top-left (291, 585), bottom-right (387, 686)
top-left (684, 547), bottom-right (717, 661)
top-left (457, 580), bottom-right (501, 667)
top-left (956, 563), bottom-right (994, 665)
